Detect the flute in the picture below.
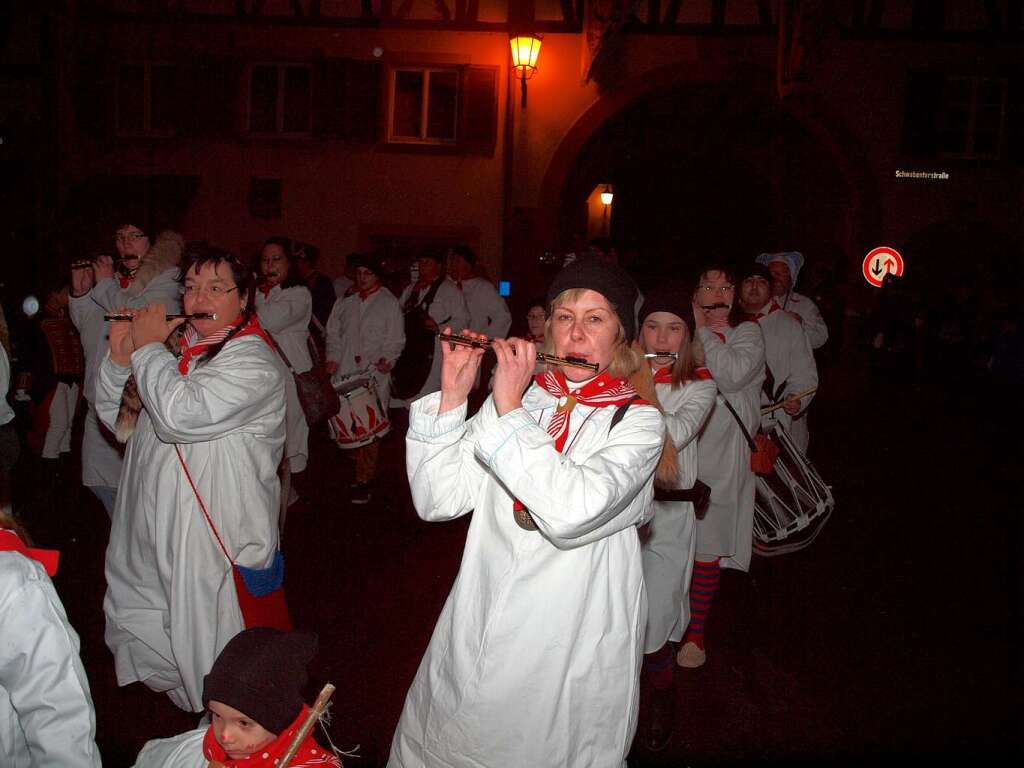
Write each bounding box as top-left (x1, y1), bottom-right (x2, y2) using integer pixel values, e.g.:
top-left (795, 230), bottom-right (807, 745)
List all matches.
top-left (104, 312), bottom-right (217, 322)
top-left (438, 332), bottom-right (600, 373)
top-left (644, 352), bottom-right (679, 359)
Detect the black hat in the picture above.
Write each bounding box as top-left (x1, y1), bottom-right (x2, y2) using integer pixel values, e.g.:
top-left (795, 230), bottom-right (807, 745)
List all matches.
top-left (737, 262), bottom-right (773, 284)
top-left (417, 246), bottom-right (446, 264)
top-left (202, 628), bottom-right (317, 734)
top-left (449, 244), bottom-right (477, 266)
top-left (546, 257), bottom-right (639, 342)
top-left (351, 252), bottom-right (384, 279)
top-left (639, 281), bottom-right (696, 335)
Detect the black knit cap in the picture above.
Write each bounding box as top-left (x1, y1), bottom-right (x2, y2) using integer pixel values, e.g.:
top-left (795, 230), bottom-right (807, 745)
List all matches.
top-left (639, 281), bottom-right (696, 335)
top-left (202, 628), bottom-right (318, 734)
top-left (545, 257), bottom-right (639, 342)
top-left (737, 262), bottom-right (773, 284)
top-left (351, 251), bottom-right (384, 279)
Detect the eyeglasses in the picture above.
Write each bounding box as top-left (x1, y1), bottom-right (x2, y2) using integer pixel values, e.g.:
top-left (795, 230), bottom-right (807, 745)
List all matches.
top-left (180, 284), bottom-right (239, 297)
top-left (526, 312), bottom-right (546, 320)
top-left (116, 231), bottom-right (147, 243)
top-left (699, 284), bottom-right (735, 294)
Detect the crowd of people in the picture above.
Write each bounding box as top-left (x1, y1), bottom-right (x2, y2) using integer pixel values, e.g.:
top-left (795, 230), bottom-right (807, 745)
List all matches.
top-left (2, 220), bottom-right (838, 767)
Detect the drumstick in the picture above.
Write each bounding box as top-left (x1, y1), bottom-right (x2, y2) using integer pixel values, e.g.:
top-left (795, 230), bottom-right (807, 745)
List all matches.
top-left (761, 387), bottom-right (817, 415)
top-left (104, 312), bottom-right (217, 322)
top-left (276, 683), bottom-right (336, 767)
top-left (438, 332), bottom-right (600, 373)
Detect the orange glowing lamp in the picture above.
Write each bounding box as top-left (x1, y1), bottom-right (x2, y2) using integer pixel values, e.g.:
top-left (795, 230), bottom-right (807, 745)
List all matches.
top-left (509, 33), bottom-right (543, 108)
top-left (600, 185), bottom-right (614, 206)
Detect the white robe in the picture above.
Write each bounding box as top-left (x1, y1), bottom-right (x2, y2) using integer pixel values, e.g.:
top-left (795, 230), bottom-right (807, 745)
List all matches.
top-left (324, 288), bottom-right (405, 409)
top-left (256, 285), bottom-right (312, 474)
top-left (389, 387), bottom-right (664, 768)
top-left (70, 270), bottom-right (181, 489)
top-left (397, 279), bottom-right (470, 401)
top-left (695, 324), bottom-right (765, 572)
top-left (0, 550), bottom-right (102, 768)
top-left (96, 335), bottom-right (286, 713)
top-left (641, 377), bottom-right (717, 653)
top-left (458, 277), bottom-right (512, 338)
top-left (781, 290), bottom-right (828, 350)
top-left (133, 728), bottom-right (205, 768)
top-left (755, 307), bottom-right (818, 452)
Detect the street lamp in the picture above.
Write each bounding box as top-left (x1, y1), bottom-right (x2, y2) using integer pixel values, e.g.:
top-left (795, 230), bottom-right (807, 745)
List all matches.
top-left (510, 33), bottom-right (543, 109)
top-left (600, 185), bottom-right (614, 206)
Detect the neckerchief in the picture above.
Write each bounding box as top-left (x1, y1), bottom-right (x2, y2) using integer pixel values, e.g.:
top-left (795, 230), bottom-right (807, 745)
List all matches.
top-left (534, 369), bottom-right (639, 452)
top-left (118, 275), bottom-right (131, 289)
top-left (359, 284), bottom-right (381, 301)
top-left (653, 366), bottom-right (673, 384)
top-left (178, 315), bottom-right (270, 375)
top-left (0, 529), bottom-right (60, 576)
top-left (258, 283), bottom-right (275, 299)
top-left (201, 706), bottom-right (340, 767)
top-left (743, 302), bottom-right (781, 323)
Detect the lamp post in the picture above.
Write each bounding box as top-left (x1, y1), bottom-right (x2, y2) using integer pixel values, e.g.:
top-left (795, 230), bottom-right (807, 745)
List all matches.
top-left (601, 184), bottom-right (613, 235)
top-left (509, 33), bottom-right (542, 109)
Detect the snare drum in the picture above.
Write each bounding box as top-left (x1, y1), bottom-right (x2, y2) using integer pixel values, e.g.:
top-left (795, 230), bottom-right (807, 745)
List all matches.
top-left (328, 376), bottom-right (391, 449)
top-left (752, 422), bottom-right (833, 556)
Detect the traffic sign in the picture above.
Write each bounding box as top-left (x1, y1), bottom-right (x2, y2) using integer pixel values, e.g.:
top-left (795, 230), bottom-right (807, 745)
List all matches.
top-left (862, 247), bottom-right (904, 288)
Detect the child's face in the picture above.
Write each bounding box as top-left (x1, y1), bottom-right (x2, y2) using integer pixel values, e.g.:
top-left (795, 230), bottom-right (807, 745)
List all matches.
top-left (209, 700), bottom-right (277, 760)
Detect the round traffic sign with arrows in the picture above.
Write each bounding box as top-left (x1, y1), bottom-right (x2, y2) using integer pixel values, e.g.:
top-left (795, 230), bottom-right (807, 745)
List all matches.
top-left (862, 246), bottom-right (905, 288)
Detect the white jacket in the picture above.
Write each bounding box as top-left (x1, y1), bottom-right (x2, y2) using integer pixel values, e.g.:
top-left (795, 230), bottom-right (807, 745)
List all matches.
top-left (754, 306), bottom-right (818, 432)
top-left (389, 387), bottom-right (664, 768)
top-left (325, 288), bottom-right (405, 407)
top-left (641, 376), bottom-right (717, 652)
top-left (96, 334), bottom-right (286, 712)
top-left (0, 549), bottom-right (102, 767)
top-left (458, 277), bottom-right (511, 338)
top-left (782, 291), bottom-right (828, 350)
top-left (695, 324), bottom-right (766, 571)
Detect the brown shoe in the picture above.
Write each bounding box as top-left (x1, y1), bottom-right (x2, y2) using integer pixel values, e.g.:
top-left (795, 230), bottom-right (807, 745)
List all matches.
top-left (676, 641), bottom-right (706, 668)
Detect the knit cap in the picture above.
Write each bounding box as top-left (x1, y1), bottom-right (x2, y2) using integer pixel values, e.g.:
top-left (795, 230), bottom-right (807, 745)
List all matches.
top-left (638, 281), bottom-right (696, 335)
top-left (545, 258), bottom-right (639, 342)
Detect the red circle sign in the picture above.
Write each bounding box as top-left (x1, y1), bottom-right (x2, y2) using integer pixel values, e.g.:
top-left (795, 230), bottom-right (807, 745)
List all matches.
top-left (862, 247), bottom-right (905, 288)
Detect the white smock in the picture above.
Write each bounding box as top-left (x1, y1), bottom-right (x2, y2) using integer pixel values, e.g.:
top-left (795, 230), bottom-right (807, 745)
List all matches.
top-left (256, 285), bottom-right (312, 474)
top-left (459, 276), bottom-right (512, 338)
top-left (389, 386), bottom-right (664, 768)
top-left (755, 307), bottom-right (818, 452)
top-left (96, 334), bottom-right (286, 712)
top-left (640, 376), bottom-right (717, 653)
top-left (324, 288), bottom-right (405, 409)
top-left (695, 324), bottom-right (765, 571)
top-left (132, 727), bottom-right (205, 767)
top-left (396, 279), bottom-right (469, 401)
top-left (0, 550), bottom-right (102, 767)
top-left (782, 291), bottom-right (828, 350)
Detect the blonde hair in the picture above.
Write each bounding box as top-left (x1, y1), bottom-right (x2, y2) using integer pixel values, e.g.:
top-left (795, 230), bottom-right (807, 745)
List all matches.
top-left (541, 288), bottom-right (644, 379)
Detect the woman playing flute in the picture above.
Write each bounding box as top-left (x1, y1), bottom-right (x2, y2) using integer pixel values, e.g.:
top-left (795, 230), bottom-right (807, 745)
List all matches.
top-left (389, 259), bottom-right (665, 768)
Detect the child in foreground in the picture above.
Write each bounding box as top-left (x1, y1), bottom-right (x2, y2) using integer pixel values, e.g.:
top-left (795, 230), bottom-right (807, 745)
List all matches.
top-left (133, 628), bottom-right (341, 767)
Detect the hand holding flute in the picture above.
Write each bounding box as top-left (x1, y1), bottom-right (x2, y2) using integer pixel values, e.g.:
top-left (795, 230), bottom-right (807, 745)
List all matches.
top-left (108, 305), bottom-right (187, 367)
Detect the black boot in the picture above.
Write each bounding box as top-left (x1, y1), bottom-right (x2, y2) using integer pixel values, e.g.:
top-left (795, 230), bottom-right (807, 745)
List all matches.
top-left (644, 678), bottom-right (676, 752)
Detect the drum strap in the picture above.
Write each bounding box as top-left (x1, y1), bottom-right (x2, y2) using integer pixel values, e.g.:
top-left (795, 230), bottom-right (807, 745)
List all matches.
top-left (718, 395), bottom-right (759, 452)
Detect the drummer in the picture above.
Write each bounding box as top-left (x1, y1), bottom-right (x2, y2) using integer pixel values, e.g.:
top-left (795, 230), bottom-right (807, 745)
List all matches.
top-left (324, 252), bottom-right (404, 505)
top-left (736, 263), bottom-right (817, 446)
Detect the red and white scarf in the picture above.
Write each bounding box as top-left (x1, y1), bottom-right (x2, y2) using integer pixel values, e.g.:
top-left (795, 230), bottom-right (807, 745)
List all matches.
top-left (653, 365), bottom-right (713, 385)
top-left (534, 369), bottom-right (640, 452)
top-left (744, 301), bottom-right (781, 323)
top-left (201, 706), bottom-right (340, 767)
top-left (178, 315), bottom-right (271, 375)
top-left (0, 529), bottom-right (60, 576)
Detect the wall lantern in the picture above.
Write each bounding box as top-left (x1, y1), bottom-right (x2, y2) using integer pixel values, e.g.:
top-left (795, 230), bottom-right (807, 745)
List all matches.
top-left (600, 185), bottom-right (614, 206)
top-left (510, 33), bottom-right (543, 109)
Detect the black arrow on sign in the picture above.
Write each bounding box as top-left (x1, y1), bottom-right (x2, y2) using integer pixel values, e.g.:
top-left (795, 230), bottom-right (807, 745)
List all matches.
top-left (871, 260), bottom-right (883, 276)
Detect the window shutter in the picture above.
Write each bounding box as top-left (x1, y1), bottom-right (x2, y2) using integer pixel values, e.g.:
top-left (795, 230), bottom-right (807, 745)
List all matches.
top-left (459, 65), bottom-right (498, 156)
top-left (315, 58), bottom-right (349, 137)
top-left (182, 57), bottom-right (237, 137)
top-left (901, 71), bottom-right (944, 158)
top-left (74, 54), bottom-right (110, 141)
top-left (342, 59), bottom-right (383, 143)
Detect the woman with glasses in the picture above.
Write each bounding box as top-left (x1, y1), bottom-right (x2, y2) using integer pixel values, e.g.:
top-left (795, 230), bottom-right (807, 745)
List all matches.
top-left (684, 264), bottom-right (765, 669)
top-left (255, 237), bottom-right (314, 522)
top-left (96, 244), bottom-right (286, 713)
top-left (69, 222), bottom-right (182, 518)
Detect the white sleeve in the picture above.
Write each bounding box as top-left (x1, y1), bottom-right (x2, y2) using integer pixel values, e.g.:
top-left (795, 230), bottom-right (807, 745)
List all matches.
top-left (256, 287), bottom-right (312, 334)
top-left (69, 293), bottom-right (103, 333)
top-left (432, 284), bottom-right (470, 333)
top-left (786, 320), bottom-right (819, 415)
top-left (661, 379), bottom-right (717, 451)
top-left (797, 297), bottom-right (828, 349)
top-left (132, 728), bottom-right (206, 768)
top-left (380, 297), bottom-right (406, 365)
top-left (405, 392), bottom-right (488, 522)
top-left (88, 277), bottom-right (124, 312)
top-left (483, 284), bottom-right (512, 338)
top-left (699, 323), bottom-right (765, 393)
top-left (324, 297), bottom-right (346, 364)
top-left (94, 353), bottom-right (133, 432)
top-left (130, 338), bottom-right (285, 444)
top-left (474, 402), bottom-right (664, 549)
top-left (0, 561), bottom-right (102, 768)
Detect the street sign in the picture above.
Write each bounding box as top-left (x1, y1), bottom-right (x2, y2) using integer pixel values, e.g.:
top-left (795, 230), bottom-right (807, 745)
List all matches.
top-left (862, 247), bottom-right (905, 288)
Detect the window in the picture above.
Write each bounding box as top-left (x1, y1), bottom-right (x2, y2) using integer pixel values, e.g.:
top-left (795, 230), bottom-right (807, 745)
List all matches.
top-left (938, 76), bottom-right (1008, 159)
top-left (116, 62), bottom-right (176, 137)
top-left (248, 64), bottom-right (313, 135)
top-left (388, 67), bottom-right (460, 145)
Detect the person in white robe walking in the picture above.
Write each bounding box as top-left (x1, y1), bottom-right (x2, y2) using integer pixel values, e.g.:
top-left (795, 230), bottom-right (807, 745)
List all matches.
top-left (633, 283), bottom-right (716, 751)
top-left (97, 245), bottom-right (286, 713)
top-left (687, 264), bottom-right (766, 669)
top-left (256, 236), bottom-right (313, 521)
top-left (324, 252), bottom-right (405, 504)
top-left (389, 259), bottom-right (664, 768)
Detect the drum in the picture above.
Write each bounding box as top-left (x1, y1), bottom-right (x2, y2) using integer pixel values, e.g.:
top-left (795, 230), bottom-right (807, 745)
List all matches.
top-left (752, 421), bottom-right (834, 556)
top-left (327, 377), bottom-right (391, 449)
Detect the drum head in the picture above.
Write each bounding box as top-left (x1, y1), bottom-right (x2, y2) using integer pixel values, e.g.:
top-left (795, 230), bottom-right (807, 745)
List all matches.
top-left (335, 377), bottom-right (371, 396)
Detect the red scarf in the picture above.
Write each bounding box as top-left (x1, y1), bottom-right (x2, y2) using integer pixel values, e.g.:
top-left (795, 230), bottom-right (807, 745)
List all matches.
top-left (118, 276), bottom-right (131, 289)
top-left (201, 706), bottom-right (340, 767)
top-left (258, 283), bottom-right (275, 299)
top-left (0, 529), bottom-right (60, 576)
top-left (178, 315), bottom-right (271, 375)
top-left (653, 366), bottom-right (673, 384)
top-left (358, 285), bottom-right (381, 301)
top-left (744, 302), bottom-right (781, 323)
top-left (533, 370), bottom-right (640, 452)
